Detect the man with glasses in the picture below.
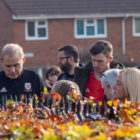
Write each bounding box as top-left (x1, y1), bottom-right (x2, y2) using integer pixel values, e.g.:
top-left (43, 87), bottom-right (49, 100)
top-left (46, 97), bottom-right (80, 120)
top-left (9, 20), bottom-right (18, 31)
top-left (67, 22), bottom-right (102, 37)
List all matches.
top-left (0, 43), bottom-right (43, 102)
top-left (57, 45), bottom-right (79, 81)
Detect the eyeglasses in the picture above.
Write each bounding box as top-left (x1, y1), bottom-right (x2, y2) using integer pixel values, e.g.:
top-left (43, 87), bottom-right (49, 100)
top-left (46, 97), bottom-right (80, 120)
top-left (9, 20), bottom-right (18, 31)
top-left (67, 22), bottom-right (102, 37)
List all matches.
top-left (58, 56), bottom-right (70, 61)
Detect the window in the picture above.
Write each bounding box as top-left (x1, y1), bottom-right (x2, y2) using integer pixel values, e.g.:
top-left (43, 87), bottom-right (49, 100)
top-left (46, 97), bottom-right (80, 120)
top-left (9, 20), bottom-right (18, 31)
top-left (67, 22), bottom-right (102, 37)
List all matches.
top-left (25, 20), bottom-right (48, 40)
top-left (133, 17), bottom-right (140, 36)
top-left (75, 18), bottom-right (106, 38)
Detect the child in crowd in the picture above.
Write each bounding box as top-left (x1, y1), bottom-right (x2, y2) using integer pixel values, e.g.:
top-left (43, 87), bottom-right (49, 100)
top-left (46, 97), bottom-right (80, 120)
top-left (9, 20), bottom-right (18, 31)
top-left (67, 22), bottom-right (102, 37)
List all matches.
top-left (51, 80), bottom-right (81, 99)
top-left (45, 65), bottom-right (61, 92)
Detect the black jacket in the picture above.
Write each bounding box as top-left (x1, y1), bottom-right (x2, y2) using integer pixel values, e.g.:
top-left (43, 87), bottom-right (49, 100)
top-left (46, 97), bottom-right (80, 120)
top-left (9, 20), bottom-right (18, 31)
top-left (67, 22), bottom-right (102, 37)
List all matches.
top-left (74, 60), bottom-right (124, 96)
top-left (0, 69), bottom-right (44, 100)
top-left (57, 72), bottom-right (75, 81)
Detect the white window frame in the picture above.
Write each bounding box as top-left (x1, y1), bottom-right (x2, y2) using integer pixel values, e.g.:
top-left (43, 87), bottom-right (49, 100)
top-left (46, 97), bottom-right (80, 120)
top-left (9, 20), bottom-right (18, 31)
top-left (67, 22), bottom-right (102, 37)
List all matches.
top-left (25, 20), bottom-right (48, 40)
top-left (133, 17), bottom-right (140, 37)
top-left (74, 18), bottom-right (107, 39)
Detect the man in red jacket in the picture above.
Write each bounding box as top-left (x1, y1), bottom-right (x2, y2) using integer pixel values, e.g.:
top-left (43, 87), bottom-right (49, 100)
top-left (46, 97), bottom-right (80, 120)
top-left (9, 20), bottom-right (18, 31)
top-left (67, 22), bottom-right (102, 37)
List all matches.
top-left (75, 40), bottom-right (116, 104)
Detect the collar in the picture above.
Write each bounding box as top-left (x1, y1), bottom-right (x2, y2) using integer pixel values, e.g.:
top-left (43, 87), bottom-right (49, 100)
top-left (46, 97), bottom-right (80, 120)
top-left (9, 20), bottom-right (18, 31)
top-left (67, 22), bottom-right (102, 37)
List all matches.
top-left (4, 70), bottom-right (24, 81)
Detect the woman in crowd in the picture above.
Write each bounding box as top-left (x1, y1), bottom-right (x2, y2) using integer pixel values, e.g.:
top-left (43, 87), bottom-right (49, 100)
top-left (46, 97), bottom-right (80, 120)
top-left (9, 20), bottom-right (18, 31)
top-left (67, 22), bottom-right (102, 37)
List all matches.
top-left (113, 68), bottom-right (140, 102)
top-left (101, 69), bottom-right (121, 100)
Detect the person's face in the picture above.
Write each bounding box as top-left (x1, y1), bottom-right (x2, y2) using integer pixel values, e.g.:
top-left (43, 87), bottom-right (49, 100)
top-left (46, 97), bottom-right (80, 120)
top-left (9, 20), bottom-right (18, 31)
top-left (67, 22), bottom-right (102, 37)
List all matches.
top-left (104, 85), bottom-right (112, 100)
top-left (91, 53), bottom-right (112, 74)
top-left (48, 74), bottom-right (58, 85)
top-left (1, 55), bottom-right (25, 79)
top-left (58, 51), bottom-right (72, 73)
top-left (113, 73), bottom-right (126, 100)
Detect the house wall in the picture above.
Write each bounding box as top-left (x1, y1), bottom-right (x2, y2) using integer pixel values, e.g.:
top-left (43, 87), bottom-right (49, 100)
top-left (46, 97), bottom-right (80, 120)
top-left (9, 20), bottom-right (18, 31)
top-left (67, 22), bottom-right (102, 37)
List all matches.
top-left (107, 17), bottom-right (140, 66)
top-left (12, 18), bottom-right (125, 67)
top-left (125, 18), bottom-right (140, 66)
top-left (0, 0), bottom-right (14, 70)
top-left (0, 0), bottom-right (14, 47)
top-left (0, 1), bottom-right (140, 67)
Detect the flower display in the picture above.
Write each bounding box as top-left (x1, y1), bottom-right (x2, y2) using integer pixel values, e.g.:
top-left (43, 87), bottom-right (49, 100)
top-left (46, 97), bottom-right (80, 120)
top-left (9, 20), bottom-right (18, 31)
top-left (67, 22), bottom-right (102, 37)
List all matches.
top-left (0, 94), bottom-right (139, 139)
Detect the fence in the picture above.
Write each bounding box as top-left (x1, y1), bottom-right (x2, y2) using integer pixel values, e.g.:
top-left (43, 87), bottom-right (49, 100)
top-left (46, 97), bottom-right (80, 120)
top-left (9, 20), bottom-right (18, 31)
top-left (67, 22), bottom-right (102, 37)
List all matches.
top-left (0, 93), bottom-right (120, 122)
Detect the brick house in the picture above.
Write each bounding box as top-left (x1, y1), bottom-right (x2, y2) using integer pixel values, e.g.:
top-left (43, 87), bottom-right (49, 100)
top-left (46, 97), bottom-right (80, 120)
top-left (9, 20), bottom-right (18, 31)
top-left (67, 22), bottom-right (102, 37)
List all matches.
top-left (1, 0), bottom-right (140, 77)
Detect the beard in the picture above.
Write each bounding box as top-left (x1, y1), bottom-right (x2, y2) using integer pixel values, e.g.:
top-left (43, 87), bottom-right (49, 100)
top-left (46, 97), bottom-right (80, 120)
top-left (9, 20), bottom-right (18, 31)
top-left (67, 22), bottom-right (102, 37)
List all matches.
top-left (60, 61), bottom-right (72, 74)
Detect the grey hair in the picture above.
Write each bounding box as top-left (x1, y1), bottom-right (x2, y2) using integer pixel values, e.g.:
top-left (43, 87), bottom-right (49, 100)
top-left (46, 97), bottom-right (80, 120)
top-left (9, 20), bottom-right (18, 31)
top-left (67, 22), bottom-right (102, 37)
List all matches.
top-left (101, 69), bottom-right (121, 99)
top-left (1, 43), bottom-right (24, 60)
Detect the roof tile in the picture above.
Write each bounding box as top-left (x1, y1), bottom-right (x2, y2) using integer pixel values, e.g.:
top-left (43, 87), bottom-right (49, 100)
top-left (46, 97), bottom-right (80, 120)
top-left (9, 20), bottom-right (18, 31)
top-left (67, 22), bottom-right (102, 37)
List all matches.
top-left (3, 0), bottom-right (140, 16)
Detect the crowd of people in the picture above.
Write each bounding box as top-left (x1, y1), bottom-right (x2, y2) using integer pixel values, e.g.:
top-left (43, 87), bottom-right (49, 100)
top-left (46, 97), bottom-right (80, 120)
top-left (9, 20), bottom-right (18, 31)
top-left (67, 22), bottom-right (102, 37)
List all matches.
top-left (0, 40), bottom-right (140, 112)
